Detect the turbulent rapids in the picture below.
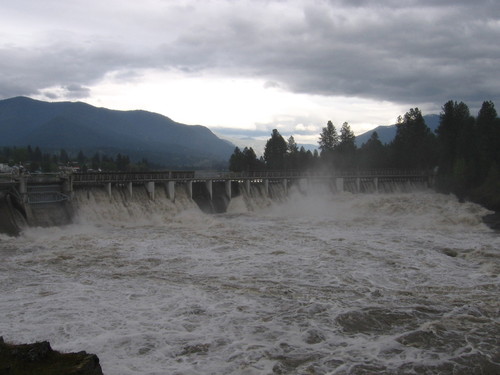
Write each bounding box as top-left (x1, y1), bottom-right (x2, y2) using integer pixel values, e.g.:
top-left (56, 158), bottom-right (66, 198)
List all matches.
top-left (0, 184), bottom-right (498, 374)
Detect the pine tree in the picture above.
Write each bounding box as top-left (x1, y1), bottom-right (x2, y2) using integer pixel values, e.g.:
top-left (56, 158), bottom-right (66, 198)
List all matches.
top-left (59, 149), bottom-right (69, 164)
top-left (476, 101), bottom-right (499, 181)
top-left (436, 101), bottom-right (475, 191)
top-left (91, 153), bottom-right (101, 170)
top-left (337, 122), bottom-right (357, 169)
top-left (243, 147), bottom-right (262, 171)
top-left (391, 108), bottom-right (436, 169)
top-left (359, 132), bottom-right (387, 169)
top-left (264, 129), bottom-right (288, 170)
top-left (318, 121), bottom-right (339, 153)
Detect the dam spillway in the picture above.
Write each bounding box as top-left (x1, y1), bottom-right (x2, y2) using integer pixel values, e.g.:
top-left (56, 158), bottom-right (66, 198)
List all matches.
top-left (1, 187), bottom-right (496, 374)
top-left (0, 170), bottom-right (434, 234)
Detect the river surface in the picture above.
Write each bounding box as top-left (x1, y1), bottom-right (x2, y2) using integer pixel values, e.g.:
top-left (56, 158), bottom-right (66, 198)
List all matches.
top-left (0, 187), bottom-right (498, 374)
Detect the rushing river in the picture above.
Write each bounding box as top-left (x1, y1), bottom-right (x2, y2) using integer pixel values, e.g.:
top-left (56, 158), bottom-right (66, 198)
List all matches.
top-left (0, 186), bottom-right (498, 374)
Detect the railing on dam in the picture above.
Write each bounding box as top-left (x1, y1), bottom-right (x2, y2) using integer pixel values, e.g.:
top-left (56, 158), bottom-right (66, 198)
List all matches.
top-left (72, 170), bottom-right (195, 184)
top-left (3, 169), bottom-right (431, 186)
top-left (221, 169), bottom-right (430, 179)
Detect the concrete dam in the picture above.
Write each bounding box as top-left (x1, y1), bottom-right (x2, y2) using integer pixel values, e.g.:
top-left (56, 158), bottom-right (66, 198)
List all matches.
top-left (0, 170), bottom-right (434, 235)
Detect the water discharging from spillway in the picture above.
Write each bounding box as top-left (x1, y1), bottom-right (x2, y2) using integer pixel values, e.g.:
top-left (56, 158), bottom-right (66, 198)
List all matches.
top-left (0, 183), bottom-right (498, 374)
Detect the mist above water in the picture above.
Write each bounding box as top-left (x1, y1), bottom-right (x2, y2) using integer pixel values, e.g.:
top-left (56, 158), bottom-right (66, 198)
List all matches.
top-left (0, 185), bottom-right (498, 374)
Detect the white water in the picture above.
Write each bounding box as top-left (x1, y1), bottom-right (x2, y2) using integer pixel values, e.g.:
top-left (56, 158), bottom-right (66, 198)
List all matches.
top-left (0, 186), bottom-right (498, 374)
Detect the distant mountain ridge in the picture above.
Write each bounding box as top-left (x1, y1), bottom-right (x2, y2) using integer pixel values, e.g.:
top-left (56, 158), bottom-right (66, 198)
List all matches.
top-left (355, 114), bottom-right (440, 146)
top-left (0, 96), bottom-right (234, 168)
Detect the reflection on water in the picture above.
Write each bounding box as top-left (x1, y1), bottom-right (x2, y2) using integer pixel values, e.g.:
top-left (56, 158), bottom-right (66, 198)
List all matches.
top-left (0, 187), bottom-right (498, 374)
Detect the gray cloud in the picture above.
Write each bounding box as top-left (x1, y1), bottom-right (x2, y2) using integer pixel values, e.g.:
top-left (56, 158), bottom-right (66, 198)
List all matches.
top-left (1, 0), bottom-right (499, 111)
top-left (0, 40), bottom-right (141, 97)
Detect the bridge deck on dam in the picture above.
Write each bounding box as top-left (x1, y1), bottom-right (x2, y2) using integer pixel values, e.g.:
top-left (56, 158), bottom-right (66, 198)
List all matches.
top-left (2, 169), bottom-right (433, 204)
top-left (69, 169), bottom-right (430, 183)
top-left (2, 170), bottom-right (432, 189)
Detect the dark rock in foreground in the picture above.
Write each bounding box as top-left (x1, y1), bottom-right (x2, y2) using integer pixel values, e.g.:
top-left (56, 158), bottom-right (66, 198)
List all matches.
top-left (483, 212), bottom-right (500, 231)
top-left (0, 337), bottom-right (103, 375)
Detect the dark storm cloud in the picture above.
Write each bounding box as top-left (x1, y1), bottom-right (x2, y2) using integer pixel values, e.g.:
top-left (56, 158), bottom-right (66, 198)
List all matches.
top-left (1, 0), bottom-right (499, 110)
top-left (153, 0), bottom-right (500, 110)
top-left (0, 39), bottom-right (142, 98)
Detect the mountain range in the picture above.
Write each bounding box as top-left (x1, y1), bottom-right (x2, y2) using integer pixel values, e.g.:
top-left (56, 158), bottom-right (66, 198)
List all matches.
top-left (1, 96), bottom-right (442, 167)
top-left (0, 96), bottom-right (234, 168)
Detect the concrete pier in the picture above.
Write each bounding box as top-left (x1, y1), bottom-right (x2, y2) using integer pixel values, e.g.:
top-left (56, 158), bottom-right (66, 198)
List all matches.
top-left (225, 180), bottom-right (231, 199)
top-left (186, 180), bottom-right (193, 199)
top-left (146, 181), bottom-right (155, 200)
top-left (166, 181), bottom-right (175, 201)
top-left (205, 180), bottom-right (213, 200)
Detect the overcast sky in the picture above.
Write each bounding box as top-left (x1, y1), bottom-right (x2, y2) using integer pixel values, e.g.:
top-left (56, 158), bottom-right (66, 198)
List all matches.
top-left (1, 0), bottom-right (499, 146)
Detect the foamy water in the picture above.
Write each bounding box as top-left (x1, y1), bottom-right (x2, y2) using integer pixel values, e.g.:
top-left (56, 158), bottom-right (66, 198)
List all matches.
top-left (0, 187), bottom-right (498, 374)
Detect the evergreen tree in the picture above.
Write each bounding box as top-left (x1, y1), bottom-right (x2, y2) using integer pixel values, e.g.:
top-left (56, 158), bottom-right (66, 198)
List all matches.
top-left (436, 101), bottom-right (473, 171)
top-left (287, 136), bottom-right (299, 154)
top-left (101, 155), bottom-right (115, 171)
top-left (286, 136), bottom-right (299, 170)
top-left (243, 147), bottom-right (262, 171)
top-left (264, 129), bottom-right (288, 169)
top-left (229, 147), bottom-right (245, 172)
top-left (41, 153), bottom-right (56, 172)
top-left (476, 101), bottom-right (499, 180)
top-left (59, 149), bottom-right (69, 164)
top-left (77, 150), bottom-right (86, 165)
top-left (336, 122), bottom-right (357, 169)
top-left (12, 147), bottom-right (29, 164)
top-left (91, 153), bottom-right (101, 170)
top-left (296, 146), bottom-right (307, 170)
top-left (318, 121), bottom-right (339, 154)
top-left (33, 147), bottom-right (42, 162)
top-left (436, 101), bottom-right (475, 191)
top-left (138, 158), bottom-right (150, 171)
top-left (391, 108), bottom-right (437, 169)
top-left (318, 120), bottom-right (339, 168)
top-left (358, 132), bottom-right (387, 169)
top-left (30, 146), bottom-right (43, 171)
top-left (115, 153), bottom-right (130, 171)
top-left (27, 145), bottom-right (33, 161)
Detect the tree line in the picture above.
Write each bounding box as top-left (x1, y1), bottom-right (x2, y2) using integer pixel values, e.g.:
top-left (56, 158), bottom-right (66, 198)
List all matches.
top-left (0, 147), bottom-right (150, 173)
top-left (229, 100), bottom-right (500, 210)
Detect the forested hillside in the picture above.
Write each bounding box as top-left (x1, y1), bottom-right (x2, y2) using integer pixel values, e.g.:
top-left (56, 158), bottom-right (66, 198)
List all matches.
top-left (0, 96), bottom-right (234, 168)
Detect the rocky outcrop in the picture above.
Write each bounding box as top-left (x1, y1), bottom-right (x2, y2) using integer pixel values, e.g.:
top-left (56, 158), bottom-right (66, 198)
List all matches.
top-left (0, 337), bottom-right (103, 375)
